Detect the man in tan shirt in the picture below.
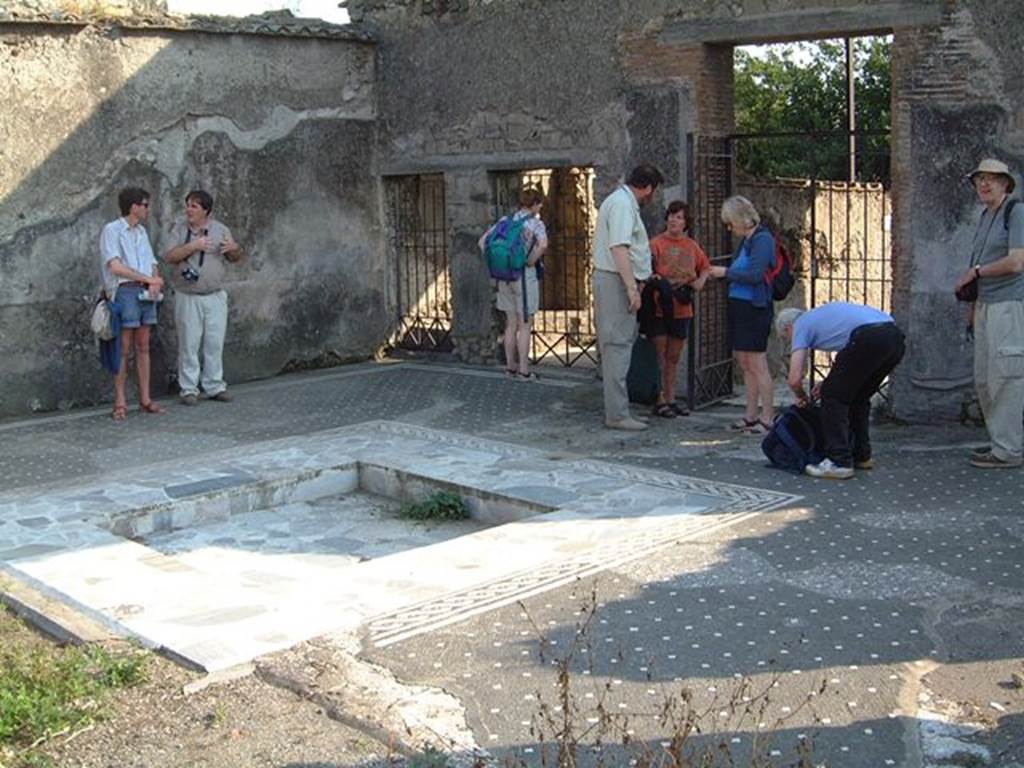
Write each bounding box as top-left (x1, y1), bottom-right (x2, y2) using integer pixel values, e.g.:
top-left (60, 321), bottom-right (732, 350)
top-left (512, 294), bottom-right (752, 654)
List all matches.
top-left (163, 190), bottom-right (244, 406)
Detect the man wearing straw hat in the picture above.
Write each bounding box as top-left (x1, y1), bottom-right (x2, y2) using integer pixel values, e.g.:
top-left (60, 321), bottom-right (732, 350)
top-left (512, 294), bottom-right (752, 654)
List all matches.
top-left (954, 158), bottom-right (1024, 469)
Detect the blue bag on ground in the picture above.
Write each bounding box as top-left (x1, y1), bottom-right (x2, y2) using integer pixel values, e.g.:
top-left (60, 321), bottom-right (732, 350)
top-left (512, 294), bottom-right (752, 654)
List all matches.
top-left (761, 404), bottom-right (825, 473)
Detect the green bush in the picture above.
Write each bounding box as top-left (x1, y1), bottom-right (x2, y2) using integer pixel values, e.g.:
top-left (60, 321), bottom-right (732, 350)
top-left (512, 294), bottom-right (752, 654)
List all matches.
top-left (406, 744), bottom-right (453, 767)
top-left (0, 610), bottom-right (146, 754)
top-left (399, 490), bottom-right (470, 522)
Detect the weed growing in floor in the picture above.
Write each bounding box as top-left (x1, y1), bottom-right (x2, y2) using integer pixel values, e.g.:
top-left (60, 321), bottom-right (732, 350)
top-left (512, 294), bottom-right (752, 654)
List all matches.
top-left (509, 588), bottom-right (823, 767)
top-left (0, 606), bottom-right (147, 765)
top-left (386, 587), bottom-right (823, 768)
top-left (399, 491), bottom-right (470, 522)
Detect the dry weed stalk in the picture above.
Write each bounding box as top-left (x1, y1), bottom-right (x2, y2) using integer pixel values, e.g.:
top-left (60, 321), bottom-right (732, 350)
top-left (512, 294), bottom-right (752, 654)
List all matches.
top-left (508, 586), bottom-right (823, 768)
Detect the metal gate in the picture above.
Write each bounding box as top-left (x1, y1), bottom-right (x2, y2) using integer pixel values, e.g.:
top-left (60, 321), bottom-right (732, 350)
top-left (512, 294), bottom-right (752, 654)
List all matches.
top-left (730, 130), bottom-right (892, 384)
top-left (686, 130), bottom-right (892, 400)
top-left (385, 174), bottom-right (453, 353)
top-left (686, 134), bottom-right (735, 410)
top-left (492, 167), bottom-right (598, 367)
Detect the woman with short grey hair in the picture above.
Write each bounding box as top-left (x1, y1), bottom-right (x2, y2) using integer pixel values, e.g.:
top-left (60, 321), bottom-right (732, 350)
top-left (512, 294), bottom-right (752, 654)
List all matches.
top-left (720, 195), bottom-right (761, 232)
top-left (709, 195), bottom-right (777, 433)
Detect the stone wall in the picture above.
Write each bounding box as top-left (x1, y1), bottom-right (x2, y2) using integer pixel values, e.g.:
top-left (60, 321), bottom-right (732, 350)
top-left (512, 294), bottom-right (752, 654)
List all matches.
top-left (359, 0), bottom-right (738, 361)
top-left (6, 0), bottom-right (1024, 422)
top-left (354, 0), bottom-right (1024, 421)
top-left (0, 18), bottom-right (382, 416)
top-left (889, 1), bottom-right (1024, 419)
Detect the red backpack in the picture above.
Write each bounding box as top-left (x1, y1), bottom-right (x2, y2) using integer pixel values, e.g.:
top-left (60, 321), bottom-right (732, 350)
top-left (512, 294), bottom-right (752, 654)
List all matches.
top-left (765, 240), bottom-right (795, 301)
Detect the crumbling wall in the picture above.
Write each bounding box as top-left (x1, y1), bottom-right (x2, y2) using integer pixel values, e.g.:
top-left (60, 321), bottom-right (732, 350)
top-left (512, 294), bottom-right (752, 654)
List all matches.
top-left (0, 17), bottom-right (383, 416)
top-left (355, 0), bottom-right (1024, 421)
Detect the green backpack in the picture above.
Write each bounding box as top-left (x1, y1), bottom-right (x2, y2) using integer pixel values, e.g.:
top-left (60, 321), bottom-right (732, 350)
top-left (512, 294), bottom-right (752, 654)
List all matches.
top-left (484, 215), bottom-right (531, 281)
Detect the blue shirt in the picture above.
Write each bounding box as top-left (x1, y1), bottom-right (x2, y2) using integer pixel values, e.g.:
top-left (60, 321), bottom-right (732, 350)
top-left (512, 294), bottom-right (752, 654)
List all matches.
top-left (791, 302), bottom-right (894, 352)
top-left (726, 227), bottom-right (775, 307)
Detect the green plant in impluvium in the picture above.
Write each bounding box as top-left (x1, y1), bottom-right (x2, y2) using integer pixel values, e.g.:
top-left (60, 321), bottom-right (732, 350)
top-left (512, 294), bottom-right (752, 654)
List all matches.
top-left (399, 490), bottom-right (470, 522)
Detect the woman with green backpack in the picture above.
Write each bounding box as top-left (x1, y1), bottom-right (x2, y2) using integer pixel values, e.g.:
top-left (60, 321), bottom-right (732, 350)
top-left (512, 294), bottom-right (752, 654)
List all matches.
top-left (479, 187), bottom-right (548, 381)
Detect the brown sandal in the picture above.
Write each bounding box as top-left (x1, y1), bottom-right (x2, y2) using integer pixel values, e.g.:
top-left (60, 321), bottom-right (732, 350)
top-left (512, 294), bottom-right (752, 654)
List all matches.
top-left (139, 401), bottom-right (165, 415)
top-left (111, 404), bottom-right (128, 422)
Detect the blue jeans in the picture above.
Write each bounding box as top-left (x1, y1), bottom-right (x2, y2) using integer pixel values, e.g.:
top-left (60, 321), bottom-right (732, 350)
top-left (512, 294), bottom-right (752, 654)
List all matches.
top-left (115, 283), bottom-right (158, 328)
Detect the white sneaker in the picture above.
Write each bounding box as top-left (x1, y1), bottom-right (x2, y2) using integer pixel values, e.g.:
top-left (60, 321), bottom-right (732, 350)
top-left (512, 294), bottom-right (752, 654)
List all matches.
top-left (804, 458), bottom-right (854, 480)
top-left (605, 417), bottom-right (649, 431)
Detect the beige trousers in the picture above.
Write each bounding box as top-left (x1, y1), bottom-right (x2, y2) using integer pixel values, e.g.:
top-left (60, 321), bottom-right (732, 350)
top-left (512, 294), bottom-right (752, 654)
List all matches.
top-left (594, 270), bottom-right (638, 422)
top-left (974, 299), bottom-right (1024, 462)
top-left (175, 290), bottom-right (229, 397)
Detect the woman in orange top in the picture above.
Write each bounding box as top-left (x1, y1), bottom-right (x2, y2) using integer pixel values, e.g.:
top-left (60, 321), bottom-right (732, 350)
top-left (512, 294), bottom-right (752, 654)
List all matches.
top-left (646, 201), bottom-right (712, 417)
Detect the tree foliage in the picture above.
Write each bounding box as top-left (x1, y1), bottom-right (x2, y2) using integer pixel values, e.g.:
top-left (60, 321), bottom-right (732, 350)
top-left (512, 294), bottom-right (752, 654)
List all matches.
top-left (733, 38), bottom-right (892, 184)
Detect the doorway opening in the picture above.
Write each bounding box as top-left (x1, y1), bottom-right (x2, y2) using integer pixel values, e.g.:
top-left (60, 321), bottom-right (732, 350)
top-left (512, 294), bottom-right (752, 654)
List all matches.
top-left (490, 167), bottom-right (598, 367)
top-left (688, 35), bottom-right (894, 408)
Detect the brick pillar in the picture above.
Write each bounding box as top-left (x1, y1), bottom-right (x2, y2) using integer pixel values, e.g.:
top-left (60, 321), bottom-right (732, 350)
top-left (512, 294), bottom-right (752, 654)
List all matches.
top-left (619, 33), bottom-right (734, 201)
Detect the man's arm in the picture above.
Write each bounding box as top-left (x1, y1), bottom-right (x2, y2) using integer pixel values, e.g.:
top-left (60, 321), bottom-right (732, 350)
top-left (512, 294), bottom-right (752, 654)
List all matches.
top-left (526, 235), bottom-right (548, 266)
top-left (106, 258), bottom-right (163, 287)
top-left (787, 347), bottom-right (810, 405)
top-left (960, 245), bottom-right (1024, 287)
top-left (164, 232), bottom-right (209, 264)
top-left (221, 228), bottom-right (244, 263)
top-left (610, 244), bottom-right (641, 312)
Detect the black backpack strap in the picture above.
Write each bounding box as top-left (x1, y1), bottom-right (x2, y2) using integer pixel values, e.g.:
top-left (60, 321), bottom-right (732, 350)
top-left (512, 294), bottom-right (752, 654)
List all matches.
top-left (1004, 198), bottom-right (1019, 230)
top-left (521, 268), bottom-right (529, 318)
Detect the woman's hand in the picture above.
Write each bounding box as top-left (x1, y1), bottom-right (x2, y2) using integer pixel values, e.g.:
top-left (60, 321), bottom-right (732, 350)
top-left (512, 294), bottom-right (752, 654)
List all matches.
top-left (709, 265), bottom-right (727, 279)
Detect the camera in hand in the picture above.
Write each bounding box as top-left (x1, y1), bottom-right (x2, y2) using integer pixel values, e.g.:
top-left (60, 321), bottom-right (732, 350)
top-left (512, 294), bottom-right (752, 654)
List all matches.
top-left (955, 278), bottom-right (978, 302)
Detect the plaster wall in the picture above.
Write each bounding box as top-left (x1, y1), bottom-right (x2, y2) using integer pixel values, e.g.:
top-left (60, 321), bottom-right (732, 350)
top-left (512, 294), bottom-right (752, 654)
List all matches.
top-left (0, 22), bottom-right (383, 417)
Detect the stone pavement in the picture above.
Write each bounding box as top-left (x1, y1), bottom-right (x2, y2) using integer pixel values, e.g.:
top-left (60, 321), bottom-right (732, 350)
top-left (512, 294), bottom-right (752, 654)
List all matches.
top-left (0, 360), bottom-right (1022, 767)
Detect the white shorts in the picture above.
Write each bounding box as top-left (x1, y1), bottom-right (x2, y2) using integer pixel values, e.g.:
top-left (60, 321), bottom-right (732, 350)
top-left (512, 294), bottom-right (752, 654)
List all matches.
top-left (495, 270), bottom-right (539, 319)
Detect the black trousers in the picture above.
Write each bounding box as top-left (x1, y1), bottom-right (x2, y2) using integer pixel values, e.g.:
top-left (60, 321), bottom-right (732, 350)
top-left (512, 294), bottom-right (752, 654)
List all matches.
top-left (819, 323), bottom-right (906, 467)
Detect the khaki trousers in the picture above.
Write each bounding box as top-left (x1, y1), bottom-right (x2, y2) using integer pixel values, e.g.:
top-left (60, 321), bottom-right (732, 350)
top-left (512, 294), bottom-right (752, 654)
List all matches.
top-left (594, 270), bottom-right (638, 422)
top-left (175, 290), bottom-right (229, 397)
top-left (974, 299), bottom-right (1024, 462)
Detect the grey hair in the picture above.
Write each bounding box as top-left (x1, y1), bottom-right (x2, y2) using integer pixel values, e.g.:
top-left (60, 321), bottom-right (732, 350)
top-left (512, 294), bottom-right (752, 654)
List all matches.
top-left (721, 195), bottom-right (761, 229)
top-left (775, 307), bottom-right (804, 337)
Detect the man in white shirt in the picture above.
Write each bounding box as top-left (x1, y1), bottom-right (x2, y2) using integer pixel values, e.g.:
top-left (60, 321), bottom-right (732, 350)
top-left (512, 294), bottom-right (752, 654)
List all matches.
top-left (99, 187), bottom-right (165, 422)
top-left (592, 164), bottom-right (663, 430)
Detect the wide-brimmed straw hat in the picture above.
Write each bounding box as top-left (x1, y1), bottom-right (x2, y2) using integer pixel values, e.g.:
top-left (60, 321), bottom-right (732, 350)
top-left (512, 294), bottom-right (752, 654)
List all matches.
top-left (968, 158), bottom-right (1016, 193)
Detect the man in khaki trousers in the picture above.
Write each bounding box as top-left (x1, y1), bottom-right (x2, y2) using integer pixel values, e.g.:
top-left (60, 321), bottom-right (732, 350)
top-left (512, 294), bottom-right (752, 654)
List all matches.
top-left (955, 158), bottom-right (1024, 468)
top-left (592, 164), bottom-right (664, 431)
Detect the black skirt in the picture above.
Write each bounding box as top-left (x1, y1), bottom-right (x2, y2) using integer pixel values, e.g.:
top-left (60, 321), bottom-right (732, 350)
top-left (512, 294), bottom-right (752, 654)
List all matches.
top-left (728, 298), bottom-right (773, 352)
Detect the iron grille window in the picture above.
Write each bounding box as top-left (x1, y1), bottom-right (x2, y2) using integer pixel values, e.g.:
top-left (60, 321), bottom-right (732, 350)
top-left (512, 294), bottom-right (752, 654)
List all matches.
top-left (385, 174), bottom-right (453, 353)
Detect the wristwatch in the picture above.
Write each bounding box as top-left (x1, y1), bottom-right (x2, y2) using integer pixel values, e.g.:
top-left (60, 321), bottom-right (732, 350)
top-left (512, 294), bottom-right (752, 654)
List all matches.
top-left (974, 265), bottom-right (982, 279)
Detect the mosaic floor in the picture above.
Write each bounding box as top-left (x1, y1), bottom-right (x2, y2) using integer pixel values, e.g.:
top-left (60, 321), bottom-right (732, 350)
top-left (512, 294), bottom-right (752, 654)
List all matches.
top-left (0, 422), bottom-right (799, 671)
